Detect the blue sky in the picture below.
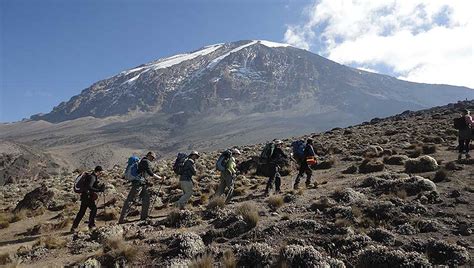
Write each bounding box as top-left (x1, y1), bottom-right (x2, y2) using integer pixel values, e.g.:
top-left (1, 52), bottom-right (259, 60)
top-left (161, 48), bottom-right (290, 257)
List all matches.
top-left (1, 0), bottom-right (472, 122)
top-left (0, 0), bottom-right (306, 122)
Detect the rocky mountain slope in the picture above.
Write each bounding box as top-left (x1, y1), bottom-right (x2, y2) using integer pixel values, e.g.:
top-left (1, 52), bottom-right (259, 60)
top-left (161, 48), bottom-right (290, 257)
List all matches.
top-left (0, 100), bottom-right (472, 267)
top-left (2, 40), bottom-right (473, 170)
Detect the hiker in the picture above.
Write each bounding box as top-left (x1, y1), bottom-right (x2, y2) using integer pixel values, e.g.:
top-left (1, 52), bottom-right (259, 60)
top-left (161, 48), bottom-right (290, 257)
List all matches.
top-left (118, 152), bottom-right (162, 223)
top-left (215, 148), bottom-right (241, 202)
top-left (176, 150), bottom-right (200, 210)
top-left (71, 166), bottom-right (105, 231)
top-left (457, 109), bottom-right (474, 160)
top-left (265, 140), bottom-right (288, 195)
top-left (294, 138), bottom-right (317, 189)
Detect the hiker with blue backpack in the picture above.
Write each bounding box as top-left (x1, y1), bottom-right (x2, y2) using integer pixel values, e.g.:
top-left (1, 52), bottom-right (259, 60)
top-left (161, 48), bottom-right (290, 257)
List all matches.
top-left (118, 151), bottom-right (162, 224)
top-left (71, 166), bottom-right (105, 232)
top-left (293, 138), bottom-right (317, 189)
top-left (174, 150), bottom-right (200, 210)
top-left (215, 148), bottom-right (241, 202)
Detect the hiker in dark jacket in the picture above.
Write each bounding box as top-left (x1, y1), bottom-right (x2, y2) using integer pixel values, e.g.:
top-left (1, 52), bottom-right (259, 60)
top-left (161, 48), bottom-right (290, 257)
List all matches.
top-left (119, 152), bottom-right (162, 224)
top-left (265, 140), bottom-right (288, 195)
top-left (71, 166), bottom-right (105, 232)
top-left (294, 138), bottom-right (316, 189)
top-left (458, 109), bottom-right (474, 160)
top-left (176, 150), bottom-right (199, 209)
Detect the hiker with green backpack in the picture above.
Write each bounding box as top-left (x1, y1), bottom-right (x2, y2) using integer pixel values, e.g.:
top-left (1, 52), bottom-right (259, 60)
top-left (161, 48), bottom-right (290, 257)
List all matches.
top-left (71, 166), bottom-right (106, 232)
top-left (263, 140), bottom-right (288, 195)
top-left (215, 148), bottom-right (241, 202)
top-left (118, 152), bottom-right (162, 224)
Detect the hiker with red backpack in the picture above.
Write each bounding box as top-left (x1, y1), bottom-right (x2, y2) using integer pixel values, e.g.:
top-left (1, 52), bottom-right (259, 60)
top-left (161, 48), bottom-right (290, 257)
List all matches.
top-left (118, 152), bottom-right (162, 224)
top-left (293, 138), bottom-right (317, 189)
top-left (215, 148), bottom-right (241, 202)
top-left (454, 109), bottom-right (474, 160)
top-left (71, 166), bottom-right (105, 232)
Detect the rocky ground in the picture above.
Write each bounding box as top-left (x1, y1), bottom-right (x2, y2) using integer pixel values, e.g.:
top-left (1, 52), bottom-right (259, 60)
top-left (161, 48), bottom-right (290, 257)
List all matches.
top-left (0, 101), bottom-right (473, 267)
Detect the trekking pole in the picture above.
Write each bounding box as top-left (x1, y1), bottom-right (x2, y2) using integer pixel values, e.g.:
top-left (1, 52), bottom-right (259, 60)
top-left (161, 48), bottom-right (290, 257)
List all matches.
top-left (103, 191), bottom-right (107, 224)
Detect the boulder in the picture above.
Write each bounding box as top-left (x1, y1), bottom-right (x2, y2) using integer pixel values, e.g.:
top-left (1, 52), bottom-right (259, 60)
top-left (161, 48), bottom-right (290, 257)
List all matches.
top-left (14, 185), bottom-right (55, 212)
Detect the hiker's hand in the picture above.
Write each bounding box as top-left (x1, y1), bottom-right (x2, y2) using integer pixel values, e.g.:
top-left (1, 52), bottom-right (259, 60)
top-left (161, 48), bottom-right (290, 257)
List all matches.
top-left (99, 184), bottom-right (106, 192)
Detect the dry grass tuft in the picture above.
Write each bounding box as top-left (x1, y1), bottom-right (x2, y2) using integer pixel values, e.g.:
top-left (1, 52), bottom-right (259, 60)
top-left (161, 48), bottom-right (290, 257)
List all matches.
top-left (266, 196), bottom-right (284, 211)
top-left (207, 196), bottom-right (226, 211)
top-left (237, 202), bottom-right (259, 228)
top-left (0, 253), bottom-right (13, 265)
top-left (433, 169), bottom-right (448, 182)
top-left (34, 236), bottom-right (67, 249)
top-left (189, 254), bottom-right (214, 268)
top-left (104, 238), bottom-right (138, 262)
top-left (221, 249), bottom-right (236, 268)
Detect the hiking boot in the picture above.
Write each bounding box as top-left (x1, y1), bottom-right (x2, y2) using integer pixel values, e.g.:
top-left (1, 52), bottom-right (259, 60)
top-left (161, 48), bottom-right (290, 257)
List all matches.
top-left (70, 226), bottom-right (77, 233)
top-left (88, 225), bottom-right (96, 231)
top-left (466, 154), bottom-right (471, 159)
top-left (305, 182), bottom-right (311, 188)
top-left (458, 154), bottom-right (463, 160)
top-left (293, 183), bottom-right (299, 190)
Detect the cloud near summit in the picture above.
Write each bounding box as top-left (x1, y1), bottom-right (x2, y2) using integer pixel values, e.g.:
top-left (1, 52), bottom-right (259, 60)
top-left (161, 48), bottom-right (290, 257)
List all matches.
top-left (284, 0), bottom-right (473, 88)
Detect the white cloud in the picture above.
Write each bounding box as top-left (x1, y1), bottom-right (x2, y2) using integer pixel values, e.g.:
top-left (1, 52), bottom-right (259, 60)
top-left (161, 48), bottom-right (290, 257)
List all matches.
top-left (284, 0), bottom-right (474, 88)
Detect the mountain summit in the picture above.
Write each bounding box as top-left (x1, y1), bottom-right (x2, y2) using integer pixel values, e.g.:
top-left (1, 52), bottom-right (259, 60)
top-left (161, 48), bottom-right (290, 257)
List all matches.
top-left (31, 40), bottom-right (474, 123)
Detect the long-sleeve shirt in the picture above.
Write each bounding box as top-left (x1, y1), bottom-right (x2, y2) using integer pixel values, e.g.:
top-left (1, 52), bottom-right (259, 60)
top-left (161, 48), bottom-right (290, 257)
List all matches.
top-left (83, 173), bottom-right (102, 193)
top-left (226, 157), bottom-right (237, 175)
top-left (304, 144), bottom-right (316, 158)
top-left (270, 147), bottom-right (288, 164)
top-left (138, 158), bottom-right (154, 178)
top-left (180, 158), bottom-right (197, 182)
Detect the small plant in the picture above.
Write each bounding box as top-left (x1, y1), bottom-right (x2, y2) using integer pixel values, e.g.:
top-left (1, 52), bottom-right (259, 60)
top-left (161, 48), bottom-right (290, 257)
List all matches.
top-left (422, 144), bottom-right (437, 154)
top-left (221, 249), bottom-right (236, 268)
top-left (233, 187), bottom-right (246, 197)
top-left (189, 253), bottom-right (214, 268)
top-left (266, 196), bottom-right (284, 211)
top-left (433, 169), bottom-right (448, 182)
top-left (35, 236), bottom-right (67, 249)
top-left (207, 196), bottom-right (226, 211)
top-left (104, 238), bottom-right (138, 262)
top-left (237, 202), bottom-right (259, 228)
top-left (0, 252), bottom-right (13, 265)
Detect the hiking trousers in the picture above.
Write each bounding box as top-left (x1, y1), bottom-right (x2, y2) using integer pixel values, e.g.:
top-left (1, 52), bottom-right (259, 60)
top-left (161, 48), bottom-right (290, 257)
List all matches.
top-left (294, 161), bottom-right (312, 186)
top-left (177, 180), bottom-right (193, 209)
top-left (119, 182), bottom-right (150, 223)
top-left (72, 193), bottom-right (97, 229)
top-left (266, 164), bottom-right (281, 193)
top-left (458, 138), bottom-right (471, 154)
top-left (216, 171), bottom-right (234, 202)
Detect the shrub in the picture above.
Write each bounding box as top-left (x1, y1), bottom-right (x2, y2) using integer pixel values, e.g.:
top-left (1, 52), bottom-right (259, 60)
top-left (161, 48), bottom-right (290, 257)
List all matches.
top-left (405, 156), bottom-right (438, 173)
top-left (0, 253), bottom-right (13, 265)
top-left (189, 254), bottom-right (214, 268)
top-left (221, 249), bottom-right (236, 268)
top-left (237, 202), bottom-right (259, 228)
top-left (433, 169), bottom-right (448, 182)
top-left (266, 196), bottom-right (284, 211)
top-left (422, 144), bottom-right (437, 154)
top-left (103, 238), bottom-right (138, 262)
top-left (207, 196), bottom-right (226, 211)
top-left (359, 159), bottom-right (385, 174)
top-left (0, 220), bottom-right (9, 229)
top-left (35, 236), bottom-right (67, 249)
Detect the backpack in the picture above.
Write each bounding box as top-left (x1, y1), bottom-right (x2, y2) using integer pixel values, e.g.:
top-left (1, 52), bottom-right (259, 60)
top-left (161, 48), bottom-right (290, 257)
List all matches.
top-left (173, 153), bottom-right (188, 175)
top-left (259, 143), bottom-right (275, 163)
top-left (124, 156), bottom-right (140, 181)
top-left (454, 116), bottom-right (468, 130)
top-left (291, 140), bottom-right (305, 161)
top-left (73, 172), bottom-right (89, 193)
top-left (216, 150), bottom-right (232, 172)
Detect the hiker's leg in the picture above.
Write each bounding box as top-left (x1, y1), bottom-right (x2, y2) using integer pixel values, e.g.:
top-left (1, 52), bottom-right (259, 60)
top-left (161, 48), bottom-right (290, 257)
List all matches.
top-left (88, 198), bottom-right (97, 228)
top-left (118, 185), bottom-right (139, 223)
top-left (140, 185), bottom-right (150, 220)
top-left (459, 138), bottom-right (465, 153)
top-left (215, 173), bottom-right (226, 196)
top-left (294, 163), bottom-right (304, 188)
top-left (265, 176), bottom-right (274, 193)
top-left (466, 139), bottom-right (471, 156)
top-left (225, 176), bottom-right (235, 203)
top-left (305, 167), bottom-right (313, 186)
top-left (275, 173), bottom-right (281, 193)
top-left (177, 181), bottom-right (193, 209)
top-left (72, 195), bottom-right (88, 229)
